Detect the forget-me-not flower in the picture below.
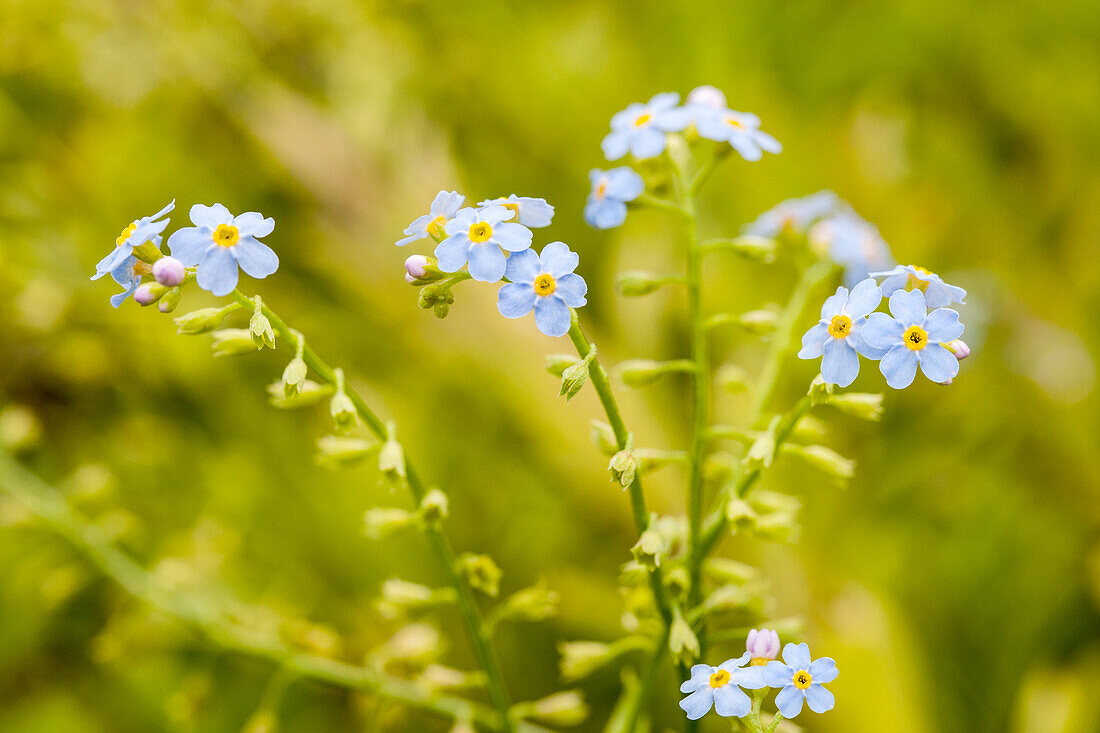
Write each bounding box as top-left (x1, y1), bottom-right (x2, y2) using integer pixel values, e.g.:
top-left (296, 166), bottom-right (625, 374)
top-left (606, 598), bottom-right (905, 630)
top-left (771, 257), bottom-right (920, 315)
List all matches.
top-left (476, 195), bottom-right (554, 228)
top-left (693, 106), bottom-right (782, 161)
top-left (497, 242), bottom-right (587, 337)
top-left (762, 643), bottom-right (838, 718)
top-left (436, 206), bottom-right (532, 282)
top-left (799, 278), bottom-right (884, 387)
top-left (871, 264), bottom-right (967, 308)
top-left (584, 167), bottom-right (645, 229)
top-left (92, 201), bottom-right (174, 280)
top-left (396, 190), bottom-right (465, 246)
top-left (602, 93), bottom-right (691, 160)
top-left (863, 289), bottom-right (965, 388)
top-left (679, 652), bottom-right (767, 720)
top-left (743, 191), bottom-right (841, 239)
top-left (106, 256), bottom-right (148, 308)
top-left (167, 204), bottom-right (279, 297)
top-left (810, 211), bottom-right (895, 288)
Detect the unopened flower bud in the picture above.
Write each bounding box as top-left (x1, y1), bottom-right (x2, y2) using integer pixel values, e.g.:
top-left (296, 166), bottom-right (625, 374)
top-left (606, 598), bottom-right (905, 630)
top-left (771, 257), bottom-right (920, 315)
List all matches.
top-left (664, 566), bottom-right (690, 600)
top-left (738, 308), bottom-right (779, 335)
top-left (631, 527), bottom-right (667, 570)
top-left (746, 628), bottom-right (781, 664)
top-left (686, 85), bottom-right (727, 109)
top-left (418, 488), bottom-right (448, 525)
top-left (157, 287), bottom-right (182, 313)
top-left (499, 581), bottom-right (559, 623)
top-left (617, 359), bottom-right (668, 388)
top-left (267, 380), bottom-right (334, 409)
top-left (405, 255), bottom-right (429, 282)
top-left (456, 553), bottom-right (502, 597)
top-left (608, 448), bottom-right (638, 488)
top-left (946, 339), bottom-right (971, 360)
top-left (249, 311), bottom-right (276, 349)
top-left (282, 356), bottom-right (308, 396)
top-left (615, 271), bottom-right (674, 297)
top-left (527, 691), bottom-right (589, 727)
top-left (316, 435), bottom-right (378, 467)
top-left (669, 612), bottom-right (700, 665)
top-left (827, 392), bottom-right (884, 421)
top-left (379, 436), bottom-right (406, 481)
top-left (558, 641), bottom-right (614, 681)
top-left (175, 304), bottom-right (240, 335)
top-left (376, 623), bottom-right (441, 665)
top-left (152, 256), bottom-right (186, 287)
top-left (133, 283), bottom-right (164, 306)
top-left (211, 328), bottom-right (259, 356)
top-left (725, 497), bottom-right (757, 532)
top-left (363, 507), bottom-right (415, 540)
top-left (786, 444), bottom-right (855, 480)
top-left (939, 378), bottom-right (954, 386)
top-left (559, 359), bottom-right (590, 401)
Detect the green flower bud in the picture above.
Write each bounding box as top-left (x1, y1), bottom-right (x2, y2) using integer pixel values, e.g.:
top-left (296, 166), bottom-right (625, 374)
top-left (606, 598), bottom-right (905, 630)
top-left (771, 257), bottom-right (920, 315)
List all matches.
top-left (631, 527), bottom-right (668, 570)
top-left (418, 281), bottom-right (456, 310)
top-left (809, 373), bottom-right (833, 405)
top-left (725, 497), bottom-right (758, 533)
top-left (703, 557), bottom-right (756, 585)
top-left (282, 356), bottom-right (308, 397)
top-left (418, 488), bottom-right (448, 525)
top-left (363, 507), bottom-right (415, 540)
top-left (417, 664), bottom-right (487, 691)
top-left (635, 448), bottom-right (687, 475)
top-left (785, 444), bottom-right (855, 480)
top-left (432, 302), bottom-right (450, 319)
top-left (826, 392), bottom-right (884, 421)
top-left (456, 553), bottom-right (502, 597)
top-left (329, 392), bottom-right (358, 432)
top-left (702, 235), bottom-right (777, 262)
top-left (373, 623), bottom-right (441, 666)
top-left (379, 437), bottom-right (406, 481)
top-left (249, 311), bottom-right (276, 350)
top-left (615, 271), bottom-right (679, 297)
top-left (559, 359), bottom-right (589, 401)
top-left (589, 421), bottom-right (618, 456)
top-left (130, 240), bottom-right (163, 264)
top-left (545, 353), bottom-right (580, 377)
top-left (525, 691), bottom-right (589, 727)
top-left (267, 380), bottom-right (334, 408)
top-left (157, 287), bottom-right (182, 314)
top-left (668, 611), bottom-right (700, 665)
top-left (608, 447), bottom-right (637, 488)
top-left (376, 579), bottom-right (457, 619)
top-left (664, 565), bottom-right (690, 600)
top-left (753, 511), bottom-right (799, 543)
top-left (743, 424), bottom-right (777, 470)
top-left (557, 641), bottom-right (614, 681)
top-left (698, 584), bottom-right (753, 616)
top-left (316, 435), bottom-right (378, 467)
top-left (616, 359), bottom-right (668, 388)
top-left (211, 328), bottom-right (259, 356)
top-left (792, 414), bottom-right (828, 441)
top-left (738, 308), bottom-right (779, 335)
top-left (174, 304), bottom-right (240, 335)
top-left (497, 580), bottom-right (559, 624)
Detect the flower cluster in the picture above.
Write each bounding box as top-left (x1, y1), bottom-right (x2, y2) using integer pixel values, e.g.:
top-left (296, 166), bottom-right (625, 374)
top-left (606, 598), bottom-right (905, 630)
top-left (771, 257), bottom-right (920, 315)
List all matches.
top-left (394, 191), bottom-right (587, 338)
top-left (680, 630), bottom-right (837, 722)
top-left (800, 269), bottom-right (968, 388)
top-left (92, 202), bottom-right (280, 306)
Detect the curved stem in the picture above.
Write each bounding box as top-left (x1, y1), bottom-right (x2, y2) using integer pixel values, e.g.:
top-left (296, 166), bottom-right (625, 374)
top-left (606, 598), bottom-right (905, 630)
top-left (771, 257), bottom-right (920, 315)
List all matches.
top-left (0, 450), bottom-right (507, 731)
top-left (229, 290), bottom-right (514, 732)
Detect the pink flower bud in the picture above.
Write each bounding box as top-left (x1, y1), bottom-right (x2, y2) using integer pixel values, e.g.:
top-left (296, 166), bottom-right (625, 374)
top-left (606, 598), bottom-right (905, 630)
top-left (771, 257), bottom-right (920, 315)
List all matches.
top-left (686, 85), bottom-right (727, 109)
top-left (133, 283), bottom-right (158, 306)
top-left (946, 339), bottom-right (970, 360)
top-left (746, 628), bottom-right (780, 663)
top-left (939, 378), bottom-right (954, 386)
top-left (404, 255), bottom-right (429, 283)
top-left (152, 256), bottom-right (186, 287)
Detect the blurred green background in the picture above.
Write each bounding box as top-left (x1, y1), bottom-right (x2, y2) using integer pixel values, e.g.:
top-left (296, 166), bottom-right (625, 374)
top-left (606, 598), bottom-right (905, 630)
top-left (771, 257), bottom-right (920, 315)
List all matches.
top-left (1, 0), bottom-right (1099, 731)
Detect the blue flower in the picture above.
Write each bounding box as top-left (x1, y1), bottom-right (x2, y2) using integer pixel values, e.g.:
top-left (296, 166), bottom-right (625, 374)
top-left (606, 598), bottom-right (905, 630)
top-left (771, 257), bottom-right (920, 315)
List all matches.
top-left (397, 190), bottom-right (465, 246)
top-left (678, 653), bottom-right (767, 721)
top-left (798, 278), bottom-right (884, 387)
top-left (863, 289), bottom-right (965, 388)
top-left (497, 242), bottom-right (587, 337)
top-left (584, 168), bottom-right (645, 229)
top-left (436, 206), bottom-right (533, 282)
top-left (810, 211), bottom-right (895, 288)
top-left (871, 264), bottom-right (967, 307)
top-left (692, 106), bottom-right (782, 161)
top-left (743, 191), bottom-right (841, 239)
top-left (92, 200), bottom-right (174, 280)
top-left (602, 92), bottom-right (692, 160)
top-left (166, 204), bottom-right (279, 297)
top-left (107, 256), bottom-right (145, 307)
top-left (476, 195), bottom-right (554, 228)
top-left (762, 643), bottom-right (838, 718)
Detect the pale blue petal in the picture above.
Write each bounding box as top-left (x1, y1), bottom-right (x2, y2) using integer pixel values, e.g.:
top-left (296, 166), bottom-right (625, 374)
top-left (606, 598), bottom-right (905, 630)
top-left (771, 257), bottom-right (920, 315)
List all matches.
top-left (808, 657), bottom-right (838, 683)
top-left (822, 339), bottom-right (860, 387)
top-left (763, 662), bottom-right (793, 688)
top-left (753, 129), bottom-right (782, 154)
top-left (602, 129), bottom-right (631, 160)
top-left (539, 241), bottom-right (579, 277)
top-left (730, 134), bottom-right (764, 162)
top-left (782, 643), bottom-right (811, 670)
top-left (805, 684), bottom-right (835, 714)
top-left (869, 265), bottom-right (906, 279)
top-left (714, 684), bottom-right (751, 718)
top-left (168, 226), bottom-right (214, 266)
top-left (798, 323), bottom-right (829, 359)
top-left (605, 167), bottom-right (645, 201)
top-left (844, 278), bottom-right (882, 318)
top-left (517, 197), bottom-right (554, 227)
top-left (150, 200), bottom-right (175, 220)
top-left (880, 347), bottom-right (919, 389)
top-left (923, 308), bottom-right (964, 343)
top-left (647, 92), bottom-right (680, 110)
top-left (717, 653), bottom-right (751, 672)
top-left (610, 103), bottom-right (646, 129)
top-left (630, 127), bottom-right (666, 159)
top-left (534, 296), bottom-right (571, 337)
top-left (444, 208), bottom-right (478, 235)
top-left (554, 274), bottom-right (588, 307)
top-left (109, 257), bottom-right (136, 286)
top-left (430, 190), bottom-right (464, 218)
top-left (681, 665), bottom-right (715, 693)
top-left (888, 289), bottom-right (927, 326)
top-left (863, 313), bottom-right (904, 349)
top-left (731, 666), bottom-right (768, 690)
top-left (491, 222), bottom-right (533, 253)
top-left (876, 272), bottom-right (908, 296)
top-left (694, 110), bottom-right (729, 141)
top-left (93, 245), bottom-right (133, 279)
top-left (850, 325), bottom-right (890, 359)
top-left (504, 249), bottom-right (540, 283)
top-left (585, 198), bottom-right (627, 229)
top-left (434, 235), bottom-right (470, 272)
top-left (917, 343), bottom-right (960, 383)
top-left (477, 206), bottom-right (512, 225)
top-left (497, 282), bottom-right (537, 318)
top-left (110, 278), bottom-right (139, 308)
top-left (679, 687), bottom-right (715, 721)
top-left (926, 280), bottom-right (967, 307)
top-left (654, 107), bottom-right (692, 132)
top-left (233, 236), bottom-right (279, 278)
top-left (190, 203), bottom-right (233, 228)
top-left (232, 212), bottom-right (275, 238)
top-left (775, 686), bottom-right (804, 718)
top-left (196, 246), bottom-right (239, 296)
top-left (820, 287), bottom-right (848, 320)
top-left (467, 243), bottom-right (507, 282)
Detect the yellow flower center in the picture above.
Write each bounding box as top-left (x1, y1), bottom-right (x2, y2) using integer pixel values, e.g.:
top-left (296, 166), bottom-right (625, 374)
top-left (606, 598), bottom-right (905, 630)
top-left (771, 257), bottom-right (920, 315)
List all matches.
top-left (750, 657), bottom-right (769, 667)
top-left (213, 223), bottom-right (240, 247)
top-left (828, 314), bottom-right (853, 339)
top-left (502, 202), bottom-right (520, 220)
top-left (903, 325), bottom-right (928, 350)
top-left (469, 221), bottom-right (493, 243)
top-left (905, 266), bottom-right (933, 292)
top-left (634, 113), bottom-right (651, 127)
top-left (793, 671), bottom-right (813, 690)
top-left (709, 669), bottom-right (730, 688)
top-left (725, 115), bottom-right (745, 129)
top-left (426, 215), bottom-right (446, 238)
top-left (595, 180), bottom-right (608, 200)
top-left (116, 222), bottom-right (138, 247)
top-left (533, 273), bottom-right (556, 296)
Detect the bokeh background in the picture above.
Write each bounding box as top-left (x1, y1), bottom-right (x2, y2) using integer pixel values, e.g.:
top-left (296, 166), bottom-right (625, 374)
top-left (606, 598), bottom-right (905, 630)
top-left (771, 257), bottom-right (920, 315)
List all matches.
top-left (2, 1), bottom-right (1099, 731)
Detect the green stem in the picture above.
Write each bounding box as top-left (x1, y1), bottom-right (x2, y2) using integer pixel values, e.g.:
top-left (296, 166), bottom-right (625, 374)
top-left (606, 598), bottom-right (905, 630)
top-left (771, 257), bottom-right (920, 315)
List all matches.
top-left (0, 450), bottom-right (507, 731)
top-left (229, 290), bottom-right (514, 732)
top-left (763, 712), bottom-right (785, 733)
top-left (613, 630), bottom-right (670, 733)
top-left (636, 194), bottom-right (691, 218)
